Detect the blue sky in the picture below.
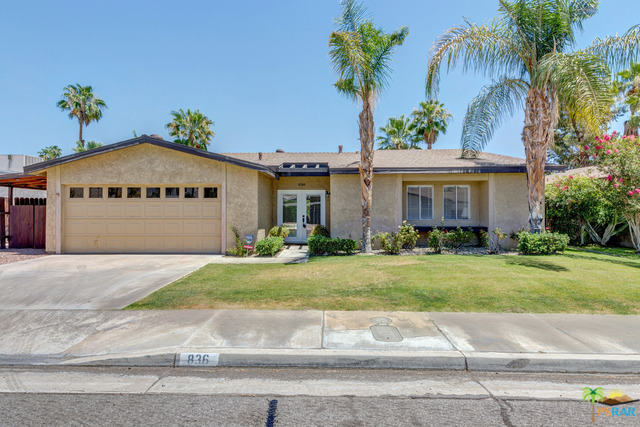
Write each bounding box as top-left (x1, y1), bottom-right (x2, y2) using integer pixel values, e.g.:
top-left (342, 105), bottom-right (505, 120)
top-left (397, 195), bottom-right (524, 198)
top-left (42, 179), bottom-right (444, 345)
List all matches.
top-left (0, 0), bottom-right (637, 158)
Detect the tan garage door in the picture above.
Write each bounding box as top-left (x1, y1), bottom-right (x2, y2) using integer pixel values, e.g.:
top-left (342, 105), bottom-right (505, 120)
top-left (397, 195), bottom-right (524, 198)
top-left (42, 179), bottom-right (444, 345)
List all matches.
top-left (63, 185), bottom-right (222, 253)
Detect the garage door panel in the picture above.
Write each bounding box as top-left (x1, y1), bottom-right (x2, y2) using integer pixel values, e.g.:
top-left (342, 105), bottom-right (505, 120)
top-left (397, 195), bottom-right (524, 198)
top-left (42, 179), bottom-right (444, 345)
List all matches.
top-left (63, 185), bottom-right (222, 254)
top-left (125, 205), bottom-right (143, 217)
top-left (183, 221), bottom-right (202, 235)
top-left (106, 221), bottom-right (124, 234)
top-left (86, 221), bottom-right (105, 234)
top-left (144, 205), bottom-right (162, 217)
top-left (125, 221), bottom-right (144, 235)
top-left (144, 221), bottom-right (162, 234)
top-left (202, 204), bottom-right (221, 218)
top-left (66, 205), bottom-right (86, 218)
top-left (87, 205), bottom-right (105, 217)
top-left (106, 205), bottom-right (124, 217)
top-left (163, 221), bottom-right (182, 234)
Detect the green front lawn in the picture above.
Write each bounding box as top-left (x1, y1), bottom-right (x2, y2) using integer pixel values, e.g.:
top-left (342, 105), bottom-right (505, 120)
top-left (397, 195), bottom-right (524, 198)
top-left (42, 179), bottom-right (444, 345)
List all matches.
top-left (127, 249), bottom-right (640, 314)
top-left (574, 245), bottom-right (640, 260)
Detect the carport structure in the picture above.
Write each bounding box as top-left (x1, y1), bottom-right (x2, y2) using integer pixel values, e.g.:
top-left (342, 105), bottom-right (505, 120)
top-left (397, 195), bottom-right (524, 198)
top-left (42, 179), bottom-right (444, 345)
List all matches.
top-left (0, 173), bottom-right (47, 249)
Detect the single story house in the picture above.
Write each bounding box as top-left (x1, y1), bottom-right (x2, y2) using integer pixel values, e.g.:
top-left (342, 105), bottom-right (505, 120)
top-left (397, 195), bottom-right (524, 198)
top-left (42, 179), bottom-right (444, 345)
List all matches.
top-left (23, 135), bottom-right (563, 254)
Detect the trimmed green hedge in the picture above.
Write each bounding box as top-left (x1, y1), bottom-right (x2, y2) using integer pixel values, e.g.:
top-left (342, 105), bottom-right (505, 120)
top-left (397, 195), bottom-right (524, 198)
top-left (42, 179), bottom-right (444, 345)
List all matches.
top-left (517, 231), bottom-right (569, 255)
top-left (308, 235), bottom-right (357, 256)
top-left (255, 236), bottom-right (284, 257)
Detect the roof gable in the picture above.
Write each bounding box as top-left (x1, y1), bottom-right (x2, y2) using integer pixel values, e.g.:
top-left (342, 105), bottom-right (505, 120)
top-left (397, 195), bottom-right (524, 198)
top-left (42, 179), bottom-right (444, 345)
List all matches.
top-left (24, 135), bottom-right (277, 178)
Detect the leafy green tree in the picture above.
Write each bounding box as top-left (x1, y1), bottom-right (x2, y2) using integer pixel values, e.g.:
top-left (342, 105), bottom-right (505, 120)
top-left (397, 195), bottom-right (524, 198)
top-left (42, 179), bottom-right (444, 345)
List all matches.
top-left (38, 145), bottom-right (62, 160)
top-left (411, 100), bottom-right (452, 149)
top-left (57, 84), bottom-right (107, 150)
top-left (425, 0), bottom-right (640, 232)
top-left (165, 109), bottom-right (215, 151)
top-left (582, 387), bottom-right (605, 423)
top-left (73, 140), bottom-right (103, 153)
top-left (329, 0), bottom-right (408, 252)
top-left (614, 62), bottom-right (640, 136)
top-left (377, 115), bottom-right (418, 149)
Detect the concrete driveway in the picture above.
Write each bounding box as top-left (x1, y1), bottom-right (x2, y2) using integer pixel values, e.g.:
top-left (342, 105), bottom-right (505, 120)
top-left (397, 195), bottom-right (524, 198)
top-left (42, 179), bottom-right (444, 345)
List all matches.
top-left (0, 255), bottom-right (217, 309)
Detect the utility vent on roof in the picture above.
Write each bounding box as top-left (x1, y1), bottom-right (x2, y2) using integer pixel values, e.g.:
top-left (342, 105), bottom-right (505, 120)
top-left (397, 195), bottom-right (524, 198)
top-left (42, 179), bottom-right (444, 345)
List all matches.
top-left (281, 163), bottom-right (329, 169)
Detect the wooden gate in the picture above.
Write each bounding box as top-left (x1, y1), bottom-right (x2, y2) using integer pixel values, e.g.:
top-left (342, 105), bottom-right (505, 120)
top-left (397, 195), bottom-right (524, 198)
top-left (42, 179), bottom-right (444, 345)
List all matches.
top-left (3, 197), bottom-right (46, 249)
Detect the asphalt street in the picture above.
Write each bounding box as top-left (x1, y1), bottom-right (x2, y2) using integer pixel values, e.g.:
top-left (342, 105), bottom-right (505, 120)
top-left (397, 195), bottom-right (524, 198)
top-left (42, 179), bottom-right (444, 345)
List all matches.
top-left (0, 367), bottom-right (639, 426)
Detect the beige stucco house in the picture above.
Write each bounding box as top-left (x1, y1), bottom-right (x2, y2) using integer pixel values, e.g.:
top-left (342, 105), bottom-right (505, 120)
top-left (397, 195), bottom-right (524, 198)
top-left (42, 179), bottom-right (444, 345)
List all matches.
top-left (24, 135), bottom-right (562, 254)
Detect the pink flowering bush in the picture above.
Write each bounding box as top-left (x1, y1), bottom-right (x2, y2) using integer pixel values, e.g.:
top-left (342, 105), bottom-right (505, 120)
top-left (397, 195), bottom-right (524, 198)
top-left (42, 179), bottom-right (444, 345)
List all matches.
top-left (583, 132), bottom-right (640, 251)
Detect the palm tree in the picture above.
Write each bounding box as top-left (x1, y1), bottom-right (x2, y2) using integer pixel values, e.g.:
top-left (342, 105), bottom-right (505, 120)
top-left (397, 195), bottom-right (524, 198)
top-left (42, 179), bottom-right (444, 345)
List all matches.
top-left (57, 84), bottom-right (107, 150)
top-left (73, 140), bottom-right (103, 153)
top-left (582, 387), bottom-right (605, 423)
top-left (38, 145), bottom-right (62, 160)
top-left (329, 0), bottom-right (408, 252)
top-left (411, 100), bottom-right (453, 149)
top-left (425, 0), bottom-right (640, 232)
top-left (377, 115), bottom-right (418, 149)
top-left (615, 62), bottom-right (640, 136)
top-left (165, 109), bottom-right (215, 151)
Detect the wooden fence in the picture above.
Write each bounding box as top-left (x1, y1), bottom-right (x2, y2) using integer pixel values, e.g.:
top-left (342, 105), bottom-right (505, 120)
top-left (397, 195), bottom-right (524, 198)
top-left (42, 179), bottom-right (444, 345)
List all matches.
top-left (0, 197), bottom-right (46, 249)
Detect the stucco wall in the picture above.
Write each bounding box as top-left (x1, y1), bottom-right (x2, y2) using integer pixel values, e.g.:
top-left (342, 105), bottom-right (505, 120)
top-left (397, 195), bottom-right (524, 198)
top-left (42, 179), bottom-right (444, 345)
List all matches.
top-left (371, 174), bottom-right (399, 234)
top-left (329, 175), bottom-right (361, 240)
top-left (224, 164), bottom-right (261, 251)
top-left (257, 173), bottom-right (273, 240)
top-left (493, 173), bottom-right (529, 248)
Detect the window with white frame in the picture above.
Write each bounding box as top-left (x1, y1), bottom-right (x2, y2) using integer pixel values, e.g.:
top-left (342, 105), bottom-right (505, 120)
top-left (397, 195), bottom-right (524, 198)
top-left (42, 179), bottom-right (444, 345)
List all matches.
top-left (407, 185), bottom-right (433, 220)
top-left (443, 185), bottom-right (470, 220)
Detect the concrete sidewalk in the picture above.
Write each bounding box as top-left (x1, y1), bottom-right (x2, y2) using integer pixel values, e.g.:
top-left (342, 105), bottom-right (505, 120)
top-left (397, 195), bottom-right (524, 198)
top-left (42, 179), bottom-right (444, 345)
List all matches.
top-left (1, 309), bottom-right (639, 373)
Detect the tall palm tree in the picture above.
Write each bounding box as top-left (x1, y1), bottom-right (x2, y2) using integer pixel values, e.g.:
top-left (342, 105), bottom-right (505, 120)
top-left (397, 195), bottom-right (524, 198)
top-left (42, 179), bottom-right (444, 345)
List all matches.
top-left (411, 100), bottom-right (453, 149)
top-left (425, 0), bottom-right (640, 232)
top-left (165, 109), bottom-right (215, 151)
top-left (57, 84), bottom-right (107, 150)
top-left (329, 0), bottom-right (408, 252)
top-left (615, 62), bottom-right (640, 136)
top-left (377, 115), bottom-right (418, 149)
top-left (37, 145), bottom-right (62, 160)
top-left (582, 387), bottom-right (605, 423)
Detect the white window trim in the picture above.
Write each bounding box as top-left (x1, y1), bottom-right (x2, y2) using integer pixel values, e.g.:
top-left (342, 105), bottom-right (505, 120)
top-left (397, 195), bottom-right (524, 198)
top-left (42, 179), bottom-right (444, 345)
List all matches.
top-left (406, 185), bottom-right (434, 220)
top-left (443, 185), bottom-right (470, 220)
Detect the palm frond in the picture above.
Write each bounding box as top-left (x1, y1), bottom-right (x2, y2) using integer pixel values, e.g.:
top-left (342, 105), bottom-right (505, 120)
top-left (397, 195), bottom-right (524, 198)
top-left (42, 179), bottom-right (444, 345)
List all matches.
top-left (329, 31), bottom-right (367, 88)
top-left (368, 26), bottom-right (409, 97)
top-left (585, 24), bottom-right (640, 73)
top-left (537, 52), bottom-right (612, 136)
top-left (334, 0), bottom-right (367, 33)
top-left (460, 77), bottom-right (529, 156)
top-left (425, 19), bottom-right (527, 98)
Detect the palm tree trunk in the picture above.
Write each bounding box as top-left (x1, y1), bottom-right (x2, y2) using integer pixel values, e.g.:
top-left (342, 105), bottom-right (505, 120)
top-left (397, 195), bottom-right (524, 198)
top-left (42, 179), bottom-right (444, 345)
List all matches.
top-left (78, 119), bottom-right (84, 149)
top-left (424, 132), bottom-right (432, 150)
top-left (522, 88), bottom-right (551, 233)
top-left (359, 96), bottom-right (375, 253)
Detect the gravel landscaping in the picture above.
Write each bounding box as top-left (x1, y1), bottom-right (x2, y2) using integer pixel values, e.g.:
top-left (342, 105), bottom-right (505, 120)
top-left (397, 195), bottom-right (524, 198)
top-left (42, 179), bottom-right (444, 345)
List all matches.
top-left (0, 249), bottom-right (47, 266)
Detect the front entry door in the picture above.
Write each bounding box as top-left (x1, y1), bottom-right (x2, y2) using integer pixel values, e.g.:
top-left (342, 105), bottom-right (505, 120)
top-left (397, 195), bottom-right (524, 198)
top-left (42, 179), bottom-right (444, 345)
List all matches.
top-left (277, 190), bottom-right (326, 244)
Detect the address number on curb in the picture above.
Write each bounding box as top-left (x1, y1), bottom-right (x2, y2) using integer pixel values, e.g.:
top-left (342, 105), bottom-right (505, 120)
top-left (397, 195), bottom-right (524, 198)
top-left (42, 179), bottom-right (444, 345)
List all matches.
top-left (178, 353), bottom-right (220, 367)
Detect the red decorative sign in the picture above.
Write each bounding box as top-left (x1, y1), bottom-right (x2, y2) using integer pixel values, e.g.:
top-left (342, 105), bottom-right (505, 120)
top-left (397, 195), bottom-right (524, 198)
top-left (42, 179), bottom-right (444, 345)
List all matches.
top-left (243, 245), bottom-right (254, 249)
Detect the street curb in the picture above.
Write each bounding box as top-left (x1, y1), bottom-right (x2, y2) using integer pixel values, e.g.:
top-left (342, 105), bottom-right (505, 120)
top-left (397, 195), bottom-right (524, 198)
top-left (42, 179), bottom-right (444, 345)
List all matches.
top-left (2, 349), bottom-right (640, 373)
top-left (463, 352), bottom-right (640, 374)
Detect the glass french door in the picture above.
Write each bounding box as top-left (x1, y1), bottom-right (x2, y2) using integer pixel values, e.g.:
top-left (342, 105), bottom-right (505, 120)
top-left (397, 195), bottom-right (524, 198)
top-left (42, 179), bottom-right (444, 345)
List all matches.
top-left (277, 190), bottom-right (326, 243)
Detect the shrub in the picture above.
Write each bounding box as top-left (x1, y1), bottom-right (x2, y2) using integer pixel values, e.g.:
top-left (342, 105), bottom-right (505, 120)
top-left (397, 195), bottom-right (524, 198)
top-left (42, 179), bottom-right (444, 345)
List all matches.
top-left (444, 227), bottom-right (474, 253)
top-left (308, 235), bottom-right (357, 256)
top-left (428, 228), bottom-right (446, 254)
top-left (479, 230), bottom-right (489, 248)
top-left (310, 224), bottom-right (330, 238)
top-left (517, 231), bottom-right (569, 255)
top-left (488, 227), bottom-right (508, 254)
top-left (255, 236), bottom-right (284, 257)
top-left (227, 225), bottom-right (248, 257)
top-left (397, 221), bottom-right (419, 249)
top-left (373, 232), bottom-right (402, 254)
top-left (269, 225), bottom-right (290, 239)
